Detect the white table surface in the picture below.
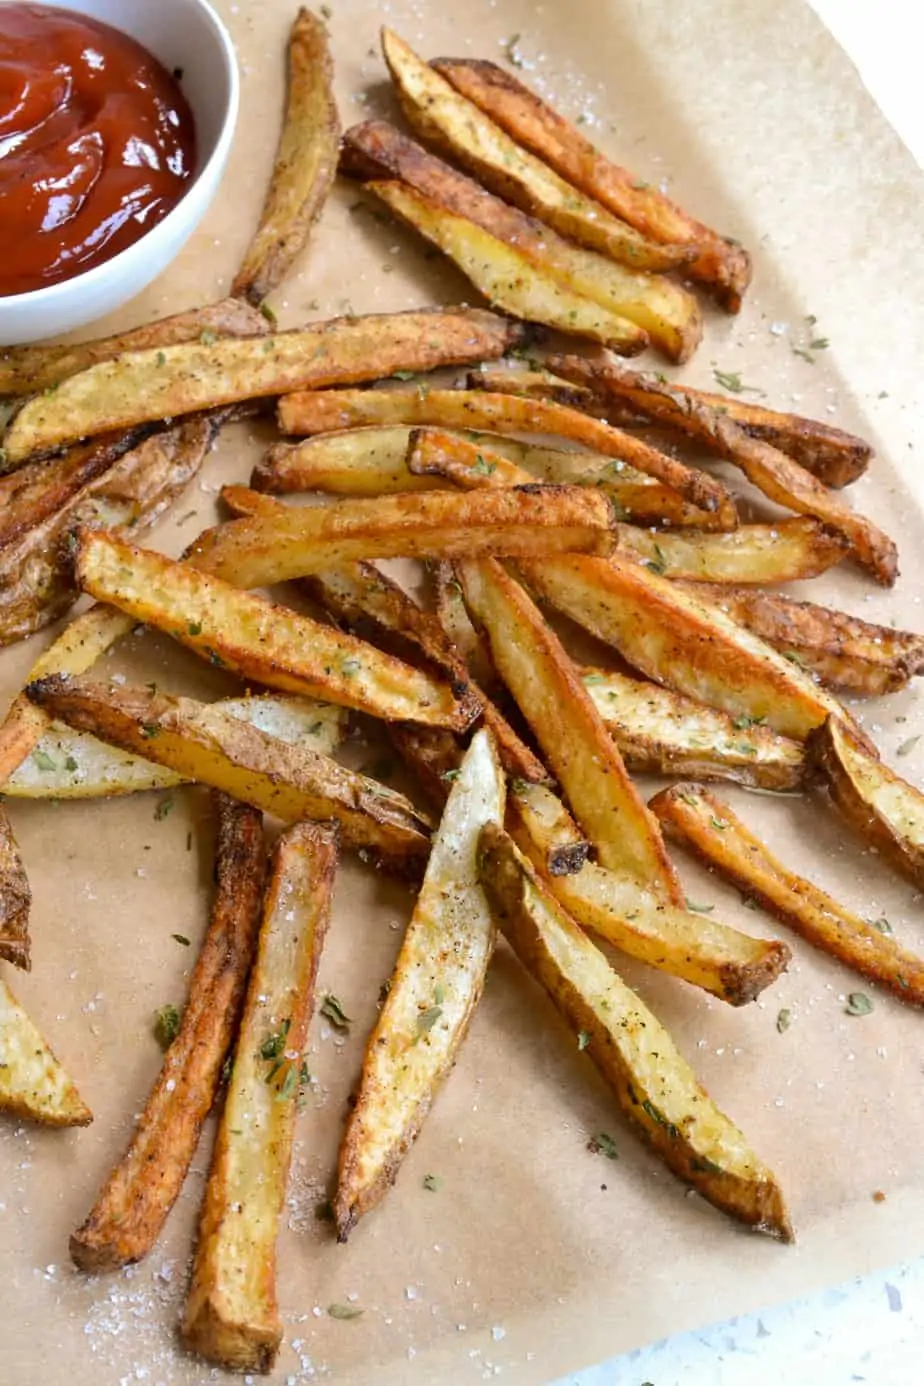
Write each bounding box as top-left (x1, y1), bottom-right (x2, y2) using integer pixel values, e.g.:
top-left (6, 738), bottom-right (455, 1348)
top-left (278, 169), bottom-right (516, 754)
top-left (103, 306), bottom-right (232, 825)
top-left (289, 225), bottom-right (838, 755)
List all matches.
top-left (559, 5), bottom-right (924, 1384)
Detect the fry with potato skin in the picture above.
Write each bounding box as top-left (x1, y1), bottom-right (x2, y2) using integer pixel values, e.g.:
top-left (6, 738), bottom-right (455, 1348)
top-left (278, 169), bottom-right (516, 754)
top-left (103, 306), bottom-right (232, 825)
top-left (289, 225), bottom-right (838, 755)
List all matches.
top-left (651, 780), bottom-right (924, 1007)
top-left (0, 811), bottom-right (30, 969)
top-left (70, 796), bottom-right (267, 1273)
top-left (183, 821), bottom-right (336, 1373)
top-left (25, 676), bottom-right (431, 866)
top-left (334, 728), bottom-right (505, 1239)
top-left (432, 59), bottom-right (751, 311)
top-left (0, 975), bottom-right (91, 1126)
top-left (232, 8), bottom-right (339, 304)
top-left (477, 825), bottom-right (792, 1239)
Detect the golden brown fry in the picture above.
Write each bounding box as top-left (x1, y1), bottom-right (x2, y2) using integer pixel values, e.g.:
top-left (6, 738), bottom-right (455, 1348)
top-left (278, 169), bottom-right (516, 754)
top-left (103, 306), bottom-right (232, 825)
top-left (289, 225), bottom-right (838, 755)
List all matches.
top-left (277, 387), bottom-right (735, 523)
top-left (334, 729), bottom-right (504, 1238)
top-left (75, 530), bottom-right (468, 728)
top-left (809, 717), bottom-right (924, 892)
top-left (0, 297), bottom-right (268, 399)
top-left (582, 666), bottom-right (805, 790)
top-left (651, 781), bottom-right (924, 1007)
top-left (70, 796), bottom-right (266, 1272)
top-left (477, 826), bottom-right (791, 1238)
top-left (432, 558), bottom-right (496, 690)
top-left (466, 364), bottom-right (597, 410)
top-left (681, 583), bottom-right (924, 695)
top-left (232, 9), bottom-right (339, 304)
top-left (433, 59), bottom-right (751, 311)
top-left (457, 557), bottom-right (683, 902)
top-left (0, 974), bottom-right (92, 1126)
top-left (2, 308), bottom-right (524, 462)
top-left (0, 429), bottom-right (148, 546)
top-left (614, 517), bottom-right (848, 584)
top-left (186, 484), bottom-right (618, 588)
top-left (183, 821), bottom-right (336, 1373)
top-left (0, 810), bottom-right (30, 969)
top-left (507, 781), bottom-right (590, 877)
top-left (25, 676), bottom-right (431, 866)
top-left (366, 178), bottom-right (651, 354)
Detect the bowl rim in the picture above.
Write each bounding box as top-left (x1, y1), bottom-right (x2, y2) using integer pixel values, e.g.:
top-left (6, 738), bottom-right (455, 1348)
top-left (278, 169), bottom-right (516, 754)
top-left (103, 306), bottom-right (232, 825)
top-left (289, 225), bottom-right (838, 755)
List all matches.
top-left (0, 0), bottom-right (240, 308)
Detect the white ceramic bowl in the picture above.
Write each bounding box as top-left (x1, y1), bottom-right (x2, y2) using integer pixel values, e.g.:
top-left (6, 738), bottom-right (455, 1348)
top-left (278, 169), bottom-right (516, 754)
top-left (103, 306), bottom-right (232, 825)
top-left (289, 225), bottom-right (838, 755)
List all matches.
top-left (0, 0), bottom-right (238, 345)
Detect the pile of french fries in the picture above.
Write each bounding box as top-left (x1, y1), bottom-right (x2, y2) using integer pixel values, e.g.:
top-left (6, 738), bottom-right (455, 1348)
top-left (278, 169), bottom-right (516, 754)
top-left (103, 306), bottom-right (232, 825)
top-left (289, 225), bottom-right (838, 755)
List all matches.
top-left (2, 8), bottom-right (924, 1375)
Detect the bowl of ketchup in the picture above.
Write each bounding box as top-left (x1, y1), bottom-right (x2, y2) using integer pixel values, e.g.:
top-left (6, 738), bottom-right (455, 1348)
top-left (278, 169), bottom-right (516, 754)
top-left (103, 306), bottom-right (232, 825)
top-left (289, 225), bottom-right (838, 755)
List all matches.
top-left (0, 0), bottom-right (238, 343)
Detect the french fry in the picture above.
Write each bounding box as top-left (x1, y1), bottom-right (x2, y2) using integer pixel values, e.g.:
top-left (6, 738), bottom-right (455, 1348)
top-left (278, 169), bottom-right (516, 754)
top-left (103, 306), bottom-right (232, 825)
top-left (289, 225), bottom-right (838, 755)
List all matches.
top-left (582, 666), bottom-right (806, 790)
top-left (0, 429), bottom-right (148, 546)
top-left (277, 387), bottom-right (736, 523)
top-left (334, 729), bottom-right (504, 1238)
top-left (232, 8), bottom-right (339, 304)
top-left (75, 530), bottom-right (469, 728)
top-left (0, 975), bottom-right (92, 1126)
top-left (433, 59), bottom-right (752, 311)
top-left (477, 826), bottom-right (792, 1238)
top-left (0, 297), bottom-right (268, 398)
top-left (185, 484), bottom-right (618, 588)
top-left (809, 717), bottom-right (924, 892)
top-left (381, 32), bottom-right (698, 278)
top-left (680, 583), bottom-right (924, 695)
top-left (432, 559), bottom-right (496, 691)
top-left (614, 518), bottom-right (848, 584)
top-left (651, 781), bottom-right (924, 1007)
top-left (545, 354), bottom-right (871, 487)
top-left (508, 784), bottom-right (790, 1005)
top-left (70, 796), bottom-right (267, 1272)
top-left (457, 557), bottom-right (683, 902)
top-left (183, 821), bottom-right (336, 1373)
top-left (466, 364), bottom-right (598, 410)
top-left (366, 179), bottom-right (650, 354)
top-left (5, 695), bottom-right (345, 799)
top-left (2, 308), bottom-right (524, 462)
top-left (0, 811), bottom-right (30, 968)
top-left (24, 676), bottom-right (431, 866)
top-left (545, 356), bottom-right (896, 583)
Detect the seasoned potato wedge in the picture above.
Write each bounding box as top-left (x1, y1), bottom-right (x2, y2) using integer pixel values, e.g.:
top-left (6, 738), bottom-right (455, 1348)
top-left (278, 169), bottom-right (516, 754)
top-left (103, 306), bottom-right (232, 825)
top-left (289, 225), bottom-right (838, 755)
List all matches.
top-left (651, 781), bottom-right (924, 1007)
top-left (183, 821), bottom-right (336, 1373)
top-left (0, 429), bottom-right (147, 547)
top-left (615, 518), bottom-right (848, 584)
top-left (683, 584), bottom-right (924, 695)
top-left (0, 975), bottom-right (92, 1126)
top-left (508, 786), bottom-right (789, 1005)
top-left (0, 297), bottom-right (268, 399)
top-left (467, 364), bottom-right (597, 410)
top-left (71, 797), bottom-right (266, 1272)
top-left (0, 811), bottom-right (30, 969)
top-left (2, 308), bottom-right (523, 461)
top-left (477, 826), bottom-right (792, 1238)
top-left (457, 557), bottom-right (683, 902)
top-left (25, 676), bottom-right (431, 866)
top-left (232, 8), bottom-right (339, 304)
top-left (75, 530), bottom-right (468, 728)
top-left (432, 558), bottom-right (496, 691)
top-left (334, 728), bottom-right (505, 1238)
top-left (582, 666), bottom-right (805, 790)
top-left (433, 59), bottom-right (751, 311)
top-left (809, 717), bottom-right (924, 892)
top-left (277, 387), bottom-right (735, 522)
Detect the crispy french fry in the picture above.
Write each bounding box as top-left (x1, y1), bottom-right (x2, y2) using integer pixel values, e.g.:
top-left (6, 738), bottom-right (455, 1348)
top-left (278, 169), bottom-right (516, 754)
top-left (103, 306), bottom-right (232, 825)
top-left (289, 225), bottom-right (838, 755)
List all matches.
top-left (0, 975), bottom-right (92, 1126)
top-left (433, 59), bottom-right (751, 311)
top-left (183, 820), bottom-right (336, 1373)
top-left (277, 387), bottom-right (736, 523)
top-left (232, 8), bottom-right (339, 304)
top-left (809, 717), bottom-right (924, 892)
top-left (334, 729), bottom-right (504, 1238)
top-left (466, 364), bottom-right (597, 410)
top-left (457, 557), bottom-right (683, 902)
top-left (5, 695), bottom-right (345, 799)
top-left (546, 354), bottom-right (871, 487)
top-left (432, 558), bottom-right (496, 690)
top-left (0, 297), bottom-right (268, 399)
top-left (2, 308), bottom-right (524, 462)
top-left (25, 676), bottom-right (431, 866)
top-left (544, 356), bottom-right (896, 583)
top-left (477, 826), bottom-right (792, 1238)
top-left (185, 484), bottom-right (618, 588)
top-left (681, 583), bottom-right (924, 695)
top-left (582, 666), bottom-right (805, 790)
top-left (508, 784), bottom-right (789, 1005)
top-left (0, 429), bottom-right (148, 546)
top-left (70, 796), bottom-right (266, 1272)
top-left (367, 179), bottom-right (650, 354)
top-left (74, 530), bottom-right (469, 728)
top-left (614, 518), bottom-right (848, 584)
top-left (0, 811), bottom-right (30, 968)
top-left (651, 781), bottom-right (924, 1007)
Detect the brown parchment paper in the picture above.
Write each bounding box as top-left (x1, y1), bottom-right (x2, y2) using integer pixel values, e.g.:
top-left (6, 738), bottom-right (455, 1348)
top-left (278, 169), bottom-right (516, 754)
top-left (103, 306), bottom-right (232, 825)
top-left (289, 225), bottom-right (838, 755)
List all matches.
top-left (4, 0), bottom-right (924, 1382)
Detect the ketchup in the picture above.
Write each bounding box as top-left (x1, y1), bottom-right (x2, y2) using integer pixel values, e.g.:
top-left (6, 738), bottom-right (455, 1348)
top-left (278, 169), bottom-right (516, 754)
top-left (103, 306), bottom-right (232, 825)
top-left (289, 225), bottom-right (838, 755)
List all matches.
top-left (0, 4), bottom-right (196, 296)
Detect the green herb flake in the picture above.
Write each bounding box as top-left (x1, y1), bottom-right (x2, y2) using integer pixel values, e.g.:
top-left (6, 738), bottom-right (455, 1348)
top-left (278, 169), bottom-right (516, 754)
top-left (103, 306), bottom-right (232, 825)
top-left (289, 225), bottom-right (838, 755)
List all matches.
top-left (340, 657), bottom-right (361, 678)
top-left (259, 301), bottom-right (278, 326)
top-left (713, 368), bottom-right (753, 394)
top-left (274, 1064), bottom-right (299, 1102)
top-left (641, 1099), bottom-right (680, 1139)
top-left (260, 1017), bottom-right (291, 1061)
top-left (64, 755), bottom-right (79, 772)
top-left (741, 894), bottom-right (761, 911)
top-left (577, 1030), bottom-right (592, 1051)
top-left (187, 621), bottom-right (202, 637)
top-left (391, 369), bottom-right (416, 381)
top-left (171, 933), bottom-right (191, 947)
top-left (472, 452), bottom-right (496, 476)
top-left (897, 736), bottom-right (920, 758)
top-left (155, 351), bottom-right (166, 367)
top-left (416, 1004), bottom-right (443, 1037)
top-left (809, 337), bottom-right (830, 351)
top-left (588, 1131), bottom-right (619, 1160)
top-left (423, 1173), bottom-right (442, 1191)
top-left (709, 816), bottom-right (728, 831)
top-left (140, 723), bottom-right (161, 740)
top-left (679, 792), bottom-right (699, 808)
top-left (685, 900), bottom-right (715, 914)
top-left (845, 992), bottom-right (874, 1017)
top-left (328, 1303), bottom-right (363, 1320)
top-left (791, 346), bottom-right (815, 364)
top-left (154, 796), bottom-right (174, 822)
top-left (871, 916), bottom-right (892, 934)
top-left (582, 672), bottom-right (607, 686)
top-left (689, 1155), bottom-right (724, 1176)
top-left (441, 768), bottom-right (460, 782)
top-left (645, 543), bottom-right (667, 576)
top-left (154, 1004), bottom-right (181, 1050)
top-left (776, 1007), bottom-right (792, 1033)
top-left (733, 714), bottom-right (766, 729)
top-left (199, 329), bottom-right (217, 346)
top-left (320, 2), bottom-right (332, 16)
top-left (320, 994), bottom-right (352, 1032)
top-left (631, 180), bottom-right (650, 190)
top-left (504, 32), bottom-right (524, 67)
top-left (783, 649), bottom-right (807, 666)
